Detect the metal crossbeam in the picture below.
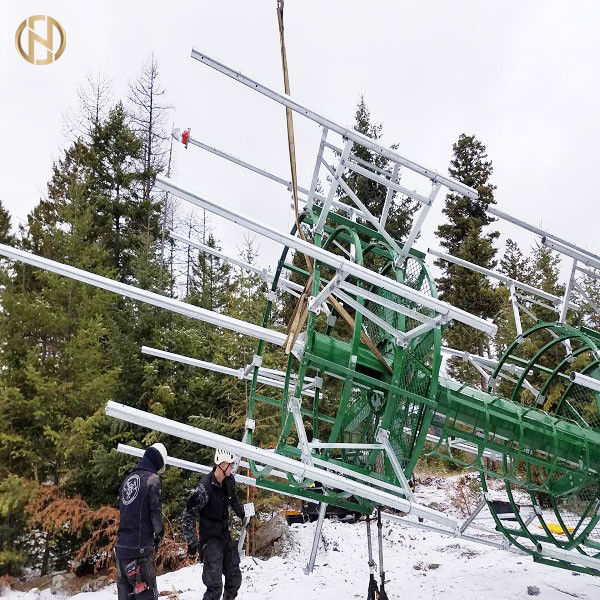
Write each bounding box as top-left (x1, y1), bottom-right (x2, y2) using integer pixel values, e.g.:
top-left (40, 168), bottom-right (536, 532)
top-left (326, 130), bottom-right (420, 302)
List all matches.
top-left (105, 400), bottom-right (460, 529)
top-left (170, 230), bottom-right (304, 295)
top-left (154, 176), bottom-right (497, 336)
top-left (141, 346), bottom-right (316, 398)
top-left (542, 236), bottom-right (600, 271)
top-left (175, 128), bottom-right (360, 218)
top-left (190, 49), bottom-right (478, 199)
top-left (0, 244), bottom-right (291, 348)
top-left (488, 206), bottom-right (600, 263)
top-left (429, 247), bottom-right (577, 309)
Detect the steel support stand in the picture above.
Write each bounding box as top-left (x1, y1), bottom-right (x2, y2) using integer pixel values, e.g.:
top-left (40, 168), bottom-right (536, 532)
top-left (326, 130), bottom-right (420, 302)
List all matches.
top-left (376, 509), bottom-right (389, 600)
top-left (365, 516), bottom-right (379, 600)
top-left (304, 502), bottom-right (327, 575)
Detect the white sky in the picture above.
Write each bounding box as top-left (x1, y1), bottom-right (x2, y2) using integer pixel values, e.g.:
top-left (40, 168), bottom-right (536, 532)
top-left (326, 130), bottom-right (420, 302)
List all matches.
top-left (1, 0), bottom-right (599, 277)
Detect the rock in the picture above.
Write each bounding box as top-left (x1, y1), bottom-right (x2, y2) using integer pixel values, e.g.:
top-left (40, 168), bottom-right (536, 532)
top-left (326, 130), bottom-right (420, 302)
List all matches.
top-left (428, 563), bottom-right (440, 570)
top-left (527, 586), bottom-right (540, 596)
top-left (51, 574), bottom-right (65, 589)
top-left (253, 514), bottom-right (290, 554)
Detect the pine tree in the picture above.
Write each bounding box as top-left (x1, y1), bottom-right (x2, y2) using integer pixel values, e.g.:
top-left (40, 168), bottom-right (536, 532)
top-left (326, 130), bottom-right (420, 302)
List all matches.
top-left (128, 53), bottom-right (171, 202)
top-left (62, 71), bottom-right (113, 143)
top-left (0, 200), bottom-right (14, 245)
top-left (189, 233), bottom-right (233, 312)
top-left (528, 243), bottom-right (564, 323)
top-left (500, 238), bottom-right (530, 281)
top-left (435, 134), bottom-right (502, 386)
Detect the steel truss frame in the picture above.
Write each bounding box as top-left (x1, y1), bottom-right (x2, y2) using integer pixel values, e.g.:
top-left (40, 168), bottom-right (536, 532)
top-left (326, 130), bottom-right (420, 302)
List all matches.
top-left (0, 48), bottom-right (597, 580)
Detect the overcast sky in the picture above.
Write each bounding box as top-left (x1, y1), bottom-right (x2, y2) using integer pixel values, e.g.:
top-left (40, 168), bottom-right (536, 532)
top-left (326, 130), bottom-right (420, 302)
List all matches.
top-left (1, 0), bottom-right (598, 279)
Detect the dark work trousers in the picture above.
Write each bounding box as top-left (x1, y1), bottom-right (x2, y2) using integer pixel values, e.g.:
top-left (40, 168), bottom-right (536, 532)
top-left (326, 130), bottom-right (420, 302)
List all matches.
top-left (116, 557), bottom-right (158, 600)
top-left (201, 539), bottom-right (242, 600)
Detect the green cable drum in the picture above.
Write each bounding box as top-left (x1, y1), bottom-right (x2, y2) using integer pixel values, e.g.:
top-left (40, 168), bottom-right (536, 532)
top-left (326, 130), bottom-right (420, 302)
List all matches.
top-left (485, 323), bottom-right (600, 568)
top-left (243, 213), bottom-right (600, 573)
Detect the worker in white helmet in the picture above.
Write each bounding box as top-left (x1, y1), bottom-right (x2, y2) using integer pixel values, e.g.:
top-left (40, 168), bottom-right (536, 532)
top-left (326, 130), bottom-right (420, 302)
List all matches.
top-left (182, 448), bottom-right (247, 600)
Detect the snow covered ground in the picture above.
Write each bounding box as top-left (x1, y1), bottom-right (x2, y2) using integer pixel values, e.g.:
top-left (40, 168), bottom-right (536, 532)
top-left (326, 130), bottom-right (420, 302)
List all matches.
top-left (3, 475), bottom-right (600, 600)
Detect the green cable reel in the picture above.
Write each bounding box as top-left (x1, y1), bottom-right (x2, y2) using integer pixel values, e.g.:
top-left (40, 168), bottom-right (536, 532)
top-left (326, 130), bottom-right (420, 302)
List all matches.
top-left (242, 211), bottom-right (600, 574)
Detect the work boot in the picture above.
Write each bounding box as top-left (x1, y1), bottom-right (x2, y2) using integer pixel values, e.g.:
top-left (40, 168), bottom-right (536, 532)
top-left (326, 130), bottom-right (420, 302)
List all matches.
top-left (222, 594), bottom-right (237, 600)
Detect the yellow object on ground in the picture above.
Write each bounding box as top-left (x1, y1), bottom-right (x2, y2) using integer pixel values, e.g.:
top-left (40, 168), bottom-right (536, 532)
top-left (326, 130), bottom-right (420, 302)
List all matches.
top-left (538, 523), bottom-right (575, 535)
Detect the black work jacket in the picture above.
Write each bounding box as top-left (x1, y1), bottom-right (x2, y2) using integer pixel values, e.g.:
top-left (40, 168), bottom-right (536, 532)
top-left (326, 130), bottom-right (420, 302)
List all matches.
top-left (182, 470), bottom-right (244, 547)
top-left (115, 456), bottom-right (163, 559)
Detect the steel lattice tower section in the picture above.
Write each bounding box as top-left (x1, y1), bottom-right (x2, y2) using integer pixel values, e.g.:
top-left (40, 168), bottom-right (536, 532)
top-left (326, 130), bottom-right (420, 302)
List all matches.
top-left (0, 49), bottom-right (599, 575)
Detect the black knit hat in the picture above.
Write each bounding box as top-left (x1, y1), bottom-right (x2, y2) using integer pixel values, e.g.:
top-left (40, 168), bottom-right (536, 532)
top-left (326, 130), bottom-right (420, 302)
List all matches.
top-left (144, 446), bottom-right (164, 471)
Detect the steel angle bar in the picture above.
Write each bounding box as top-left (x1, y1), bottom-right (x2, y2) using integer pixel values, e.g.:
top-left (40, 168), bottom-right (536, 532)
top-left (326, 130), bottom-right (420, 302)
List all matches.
top-left (398, 184), bottom-right (440, 262)
top-left (105, 400), bottom-right (460, 529)
top-left (314, 141), bottom-right (352, 234)
top-left (154, 176), bottom-right (496, 336)
top-left (116, 444), bottom-right (313, 503)
top-left (573, 281), bottom-right (600, 316)
top-left (381, 511), bottom-right (518, 553)
top-left (308, 271), bottom-right (345, 313)
top-left (376, 428), bottom-right (414, 500)
top-left (577, 265), bottom-right (600, 281)
top-left (304, 502), bottom-right (327, 574)
top-left (169, 231), bottom-right (304, 294)
top-left (331, 239), bottom-right (352, 259)
top-left (258, 366), bottom-right (316, 386)
top-left (431, 435), bottom-right (503, 462)
top-left (404, 321), bottom-right (436, 343)
top-left (467, 357), bottom-right (492, 384)
top-left (516, 299), bottom-right (542, 323)
top-left (341, 156), bottom-right (431, 206)
top-left (514, 292), bottom-right (560, 314)
top-left (509, 284), bottom-right (523, 336)
top-left (542, 236), bottom-right (600, 271)
top-left (175, 129), bottom-right (290, 188)
top-left (488, 206), bottom-right (600, 263)
top-left (559, 259), bottom-right (578, 324)
top-left (324, 142), bottom-right (398, 182)
top-left (140, 346), bottom-right (315, 398)
top-left (321, 158), bottom-right (403, 255)
top-left (333, 288), bottom-right (407, 344)
top-left (537, 542), bottom-right (600, 572)
top-left (380, 163), bottom-right (399, 228)
top-left (306, 127), bottom-right (329, 213)
top-left (176, 129), bottom-right (358, 218)
top-left (428, 248), bottom-right (575, 308)
top-left (459, 498), bottom-right (487, 534)
top-left (309, 455), bottom-right (410, 496)
top-left (338, 280), bottom-right (439, 327)
top-left (441, 347), bottom-right (499, 369)
top-left (309, 442), bottom-right (384, 450)
top-left (190, 49), bottom-right (478, 199)
top-left (0, 244), bottom-right (290, 349)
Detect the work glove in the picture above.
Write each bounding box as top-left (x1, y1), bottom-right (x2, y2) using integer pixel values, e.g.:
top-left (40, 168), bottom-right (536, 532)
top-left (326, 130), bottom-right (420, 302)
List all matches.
top-left (153, 531), bottom-right (164, 549)
top-left (187, 542), bottom-right (199, 558)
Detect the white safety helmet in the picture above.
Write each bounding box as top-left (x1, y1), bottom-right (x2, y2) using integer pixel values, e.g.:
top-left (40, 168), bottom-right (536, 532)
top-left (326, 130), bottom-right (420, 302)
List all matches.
top-left (150, 442), bottom-right (168, 474)
top-left (214, 448), bottom-right (236, 466)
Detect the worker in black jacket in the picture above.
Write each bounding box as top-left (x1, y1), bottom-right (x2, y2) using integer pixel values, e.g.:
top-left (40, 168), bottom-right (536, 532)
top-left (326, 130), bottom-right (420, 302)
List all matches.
top-left (115, 443), bottom-right (168, 600)
top-left (182, 448), bottom-right (246, 600)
